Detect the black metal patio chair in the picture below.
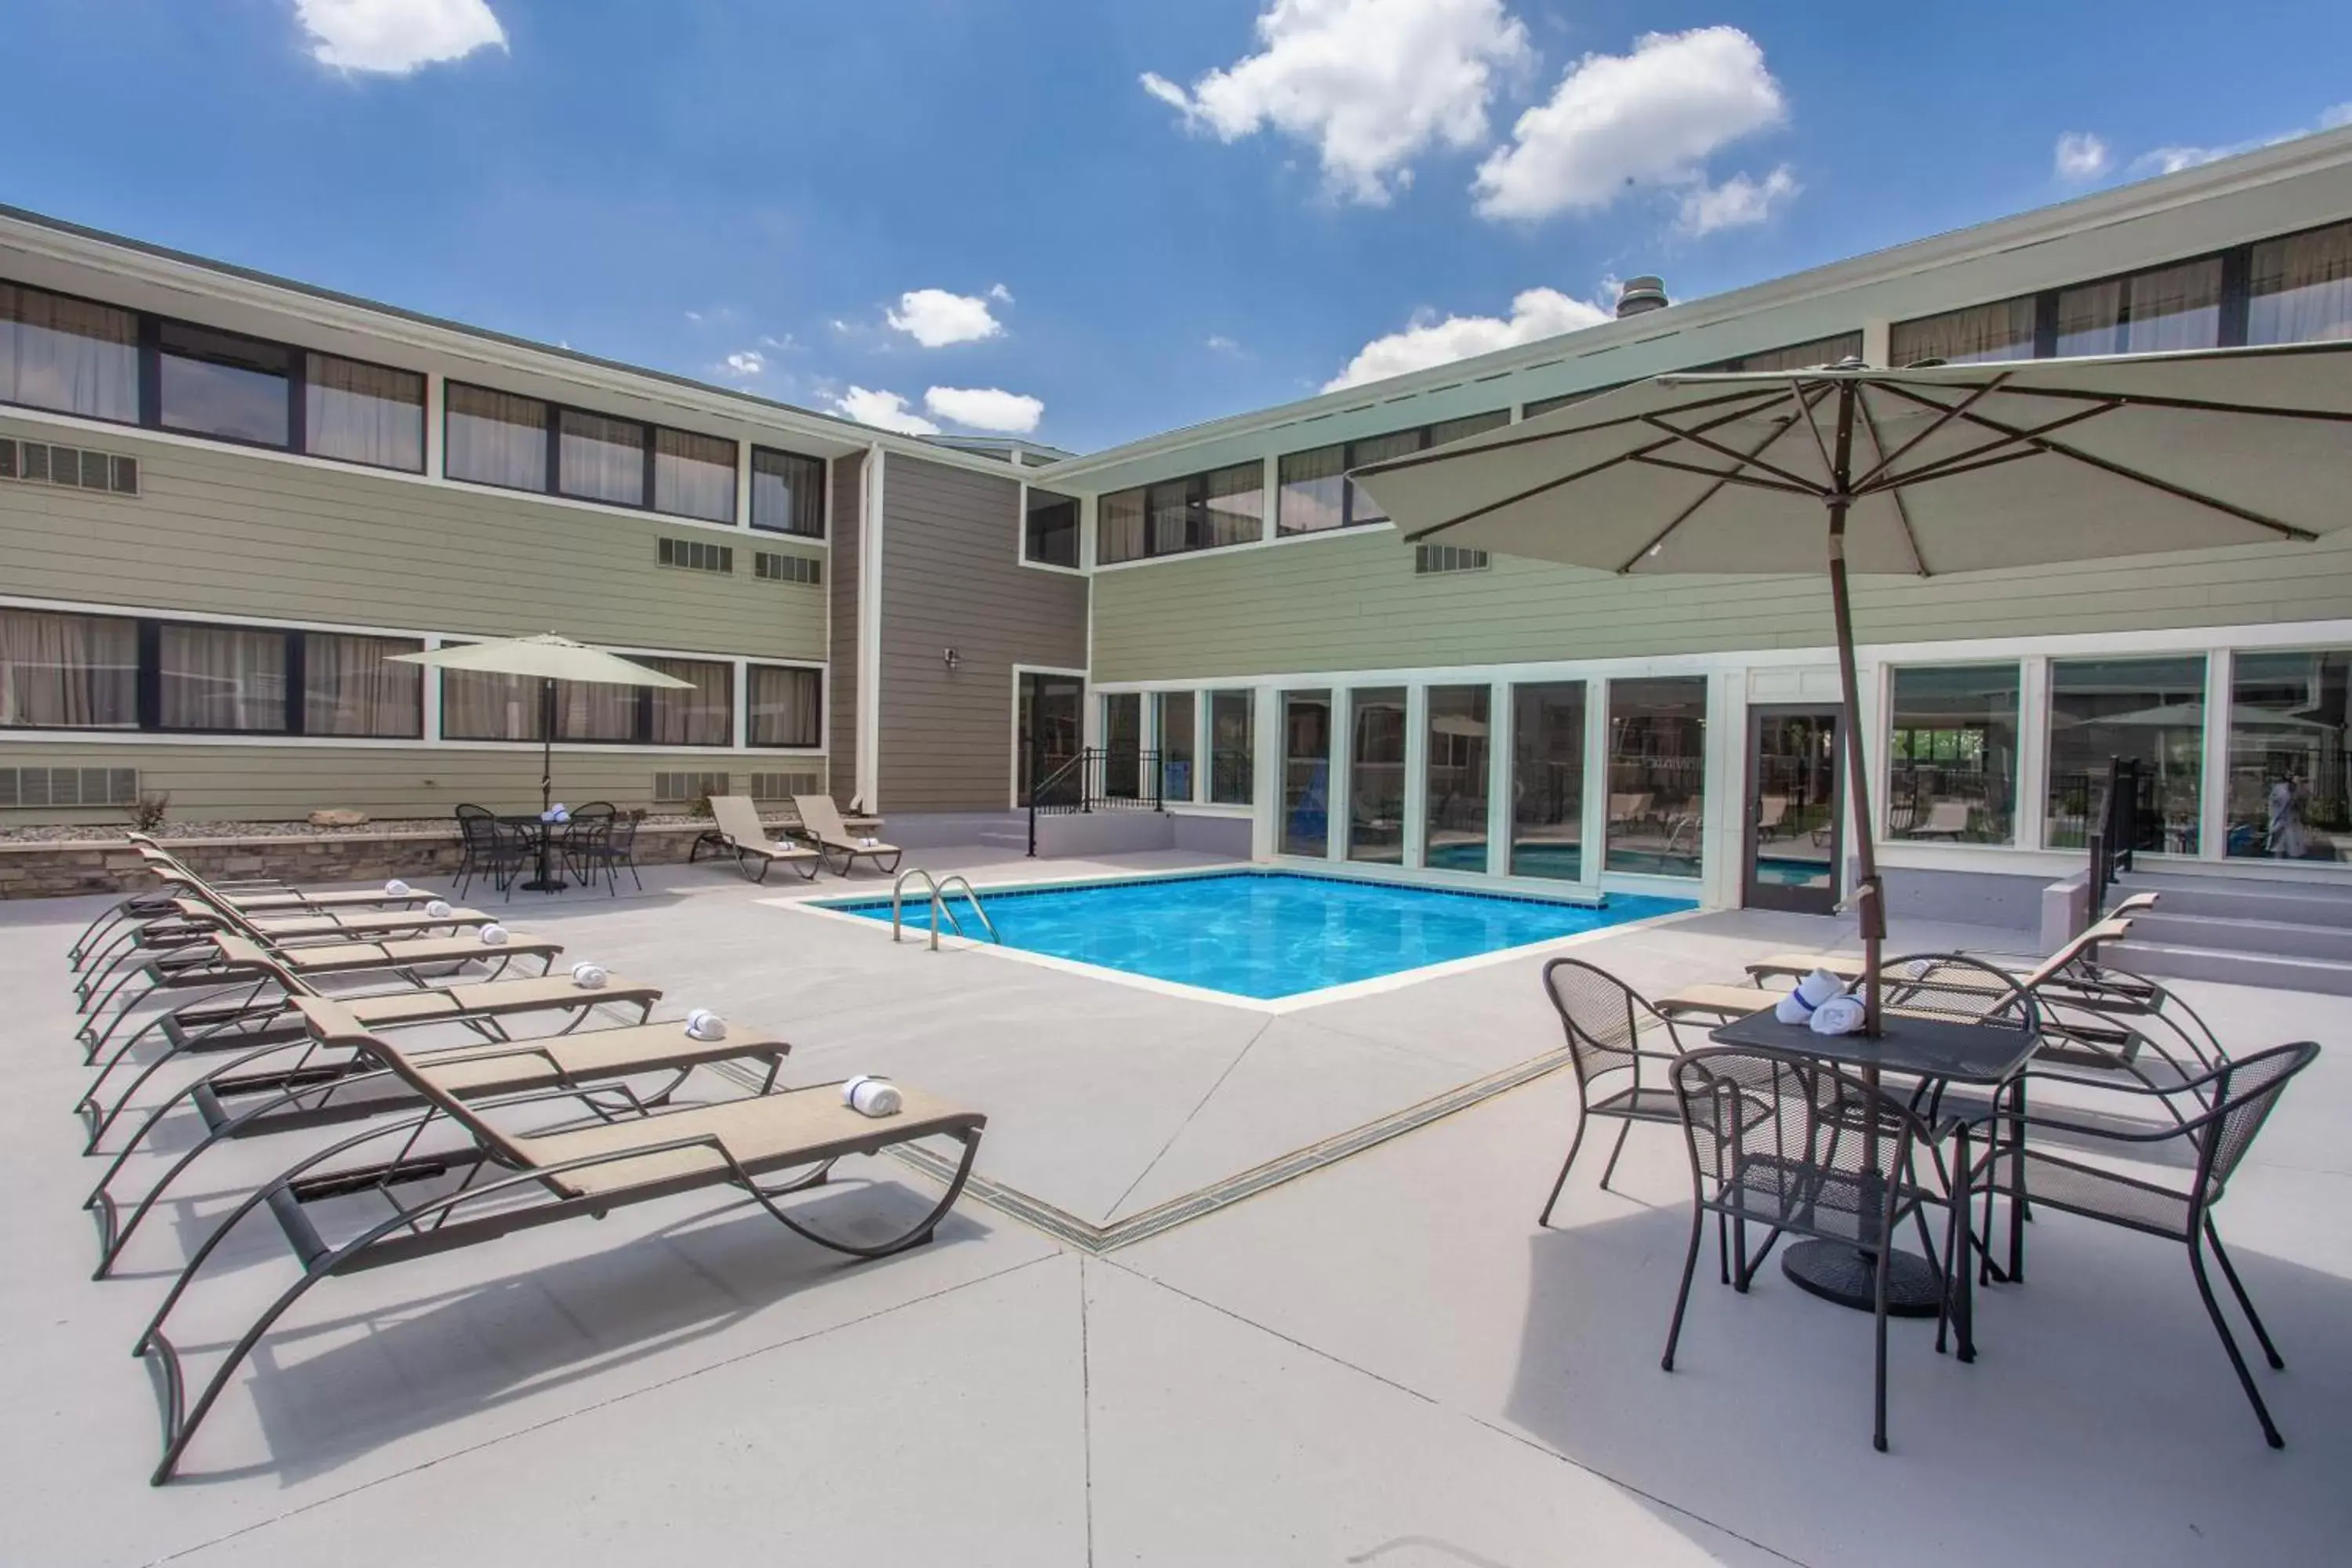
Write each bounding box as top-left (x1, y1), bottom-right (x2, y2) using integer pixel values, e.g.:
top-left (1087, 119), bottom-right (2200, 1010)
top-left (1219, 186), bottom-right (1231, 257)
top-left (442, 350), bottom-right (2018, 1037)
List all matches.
top-left (557, 800), bottom-right (616, 884)
top-left (1537, 957), bottom-right (1700, 1223)
top-left (453, 804), bottom-right (528, 902)
top-left (572, 811), bottom-right (643, 895)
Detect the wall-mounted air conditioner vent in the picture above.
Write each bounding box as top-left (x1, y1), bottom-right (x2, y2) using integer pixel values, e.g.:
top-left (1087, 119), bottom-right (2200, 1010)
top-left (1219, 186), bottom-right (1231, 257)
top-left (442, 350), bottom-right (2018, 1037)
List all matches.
top-left (753, 551), bottom-right (821, 586)
top-left (749, 769), bottom-right (820, 800)
top-left (657, 537), bottom-right (734, 574)
top-left (653, 770), bottom-right (732, 804)
top-left (1414, 544), bottom-right (1489, 575)
top-left (0, 767), bottom-right (140, 808)
top-left (0, 437), bottom-right (138, 495)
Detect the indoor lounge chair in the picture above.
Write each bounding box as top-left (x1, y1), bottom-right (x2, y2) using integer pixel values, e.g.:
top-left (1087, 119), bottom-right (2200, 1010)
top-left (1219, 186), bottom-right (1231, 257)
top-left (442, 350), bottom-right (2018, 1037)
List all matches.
top-left (790, 793), bottom-right (905, 877)
top-left (689, 794), bottom-right (821, 883)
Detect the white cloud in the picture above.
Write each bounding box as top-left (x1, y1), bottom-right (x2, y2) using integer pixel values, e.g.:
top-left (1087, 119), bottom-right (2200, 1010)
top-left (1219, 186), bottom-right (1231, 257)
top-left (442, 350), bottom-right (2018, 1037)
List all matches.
top-left (1206, 334), bottom-right (1243, 354)
top-left (924, 387), bottom-right (1045, 434)
top-left (884, 288), bottom-right (1006, 348)
top-left (2136, 101), bottom-right (2352, 176)
top-left (988, 283), bottom-right (1014, 303)
top-left (831, 387), bottom-right (938, 435)
top-left (720, 350), bottom-right (764, 378)
top-left (1141, 0), bottom-right (1532, 205)
top-left (2053, 131), bottom-right (2111, 181)
top-left (1472, 26), bottom-right (1786, 223)
top-left (1675, 164), bottom-right (1798, 235)
top-left (1325, 285), bottom-right (1610, 391)
top-left (294, 0), bottom-right (506, 74)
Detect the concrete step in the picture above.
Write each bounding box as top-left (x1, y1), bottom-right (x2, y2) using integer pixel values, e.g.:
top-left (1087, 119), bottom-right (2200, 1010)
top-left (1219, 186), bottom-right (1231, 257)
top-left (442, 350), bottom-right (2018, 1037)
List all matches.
top-left (2114, 873), bottom-right (2352, 928)
top-left (2106, 938), bottom-right (2352, 997)
top-left (2123, 910), bottom-right (2352, 963)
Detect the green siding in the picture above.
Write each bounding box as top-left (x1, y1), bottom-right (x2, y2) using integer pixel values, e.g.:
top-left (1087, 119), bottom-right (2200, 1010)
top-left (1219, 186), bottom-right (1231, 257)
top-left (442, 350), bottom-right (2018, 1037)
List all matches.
top-left (1090, 529), bottom-right (2352, 681)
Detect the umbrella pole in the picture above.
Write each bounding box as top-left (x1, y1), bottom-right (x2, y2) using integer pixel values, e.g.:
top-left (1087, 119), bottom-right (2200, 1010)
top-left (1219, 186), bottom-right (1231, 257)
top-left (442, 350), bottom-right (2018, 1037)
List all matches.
top-left (1824, 384), bottom-right (1885, 1036)
top-left (539, 678), bottom-right (555, 817)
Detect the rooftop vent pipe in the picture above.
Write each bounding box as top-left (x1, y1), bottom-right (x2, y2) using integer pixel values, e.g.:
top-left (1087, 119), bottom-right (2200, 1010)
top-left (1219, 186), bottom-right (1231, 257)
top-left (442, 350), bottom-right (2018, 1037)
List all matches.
top-left (1614, 276), bottom-right (1669, 318)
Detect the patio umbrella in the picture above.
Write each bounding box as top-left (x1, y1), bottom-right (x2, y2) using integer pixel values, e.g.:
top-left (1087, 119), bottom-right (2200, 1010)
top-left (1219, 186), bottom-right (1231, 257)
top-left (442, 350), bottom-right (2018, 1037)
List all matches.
top-left (390, 633), bottom-right (692, 815)
top-left (1352, 341), bottom-right (2352, 1034)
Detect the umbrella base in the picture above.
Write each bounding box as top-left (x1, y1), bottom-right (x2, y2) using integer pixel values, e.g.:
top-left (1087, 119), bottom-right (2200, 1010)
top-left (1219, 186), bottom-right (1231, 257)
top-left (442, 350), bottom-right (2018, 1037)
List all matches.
top-left (517, 877), bottom-right (569, 893)
top-left (1780, 1240), bottom-right (1943, 1318)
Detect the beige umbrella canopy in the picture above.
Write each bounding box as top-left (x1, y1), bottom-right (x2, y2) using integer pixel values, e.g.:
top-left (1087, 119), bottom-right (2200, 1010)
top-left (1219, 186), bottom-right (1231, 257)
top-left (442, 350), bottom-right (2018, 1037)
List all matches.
top-left (1352, 342), bottom-right (2352, 1033)
top-left (393, 634), bottom-right (691, 815)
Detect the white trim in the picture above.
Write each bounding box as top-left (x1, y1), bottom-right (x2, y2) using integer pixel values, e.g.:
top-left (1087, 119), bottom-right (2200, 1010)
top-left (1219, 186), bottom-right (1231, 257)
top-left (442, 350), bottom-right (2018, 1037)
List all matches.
top-left (855, 445), bottom-right (884, 809)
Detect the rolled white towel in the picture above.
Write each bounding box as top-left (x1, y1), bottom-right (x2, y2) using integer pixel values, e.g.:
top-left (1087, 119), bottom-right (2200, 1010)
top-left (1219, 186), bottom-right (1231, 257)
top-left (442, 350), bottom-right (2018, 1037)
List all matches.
top-left (477, 924), bottom-right (510, 946)
top-left (684, 1007), bottom-right (727, 1042)
top-left (424, 899), bottom-right (455, 920)
top-left (384, 878), bottom-right (412, 897)
top-left (1809, 994), bottom-right (1867, 1036)
top-left (570, 960), bottom-right (608, 990)
top-left (842, 1075), bottom-right (902, 1117)
top-left (858, 836), bottom-right (877, 848)
top-left (1773, 967), bottom-right (1846, 1026)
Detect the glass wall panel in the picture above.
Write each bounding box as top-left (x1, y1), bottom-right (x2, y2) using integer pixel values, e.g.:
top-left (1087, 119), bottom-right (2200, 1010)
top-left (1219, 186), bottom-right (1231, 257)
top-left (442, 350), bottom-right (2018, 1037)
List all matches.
top-left (1889, 297), bottom-right (2037, 366)
top-left (654, 428), bottom-right (737, 523)
top-left (1200, 462), bottom-right (1263, 548)
top-left (1156, 691), bottom-right (1196, 802)
top-left (0, 283), bottom-right (138, 422)
top-left (554, 678), bottom-right (639, 742)
top-left (1886, 665), bottom-right (2020, 843)
top-left (441, 668), bottom-right (544, 740)
top-left (2045, 656), bottom-right (2206, 854)
top-left (158, 323), bottom-right (290, 447)
top-left (646, 657), bottom-right (733, 747)
top-left (2249, 220), bottom-right (2352, 344)
top-left (2056, 259), bottom-right (2223, 357)
top-left (158, 624), bottom-right (289, 732)
top-left (445, 383), bottom-right (550, 491)
top-left (0, 608), bottom-right (138, 728)
top-left (1276, 444), bottom-right (1347, 535)
top-left (1102, 692), bottom-right (1142, 799)
top-left (1426, 684), bottom-right (1492, 873)
top-left (1025, 488), bottom-right (1080, 567)
top-left (1606, 677), bottom-right (1707, 877)
top-left (751, 448), bottom-right (826, 535)
top-left (1281, 691), bottom-right (1332, 856)
top-left (1210, 690), bottom-right (1254, 805)
top-left (557, 408), bottom-right (647, 506)
top-left (1018, 672), bottom-right (1084, 806)
top-left (304, 354), bottom-right (424, 471)
top-left (2227, 648), bottom-right (2352, 862)
top-left (1347, 687), bottom-right (1406, 863)
top-left (1510, 681), bottom-right (1586, 880)
top-left (1341, 430), bottom-right (1418, 528)
top-left (749, 665), bottom-right (822, 748)
top-left (1098, 488), bottom-right (1147, 564)
top-left (303, 632), bottom-right (423, 737)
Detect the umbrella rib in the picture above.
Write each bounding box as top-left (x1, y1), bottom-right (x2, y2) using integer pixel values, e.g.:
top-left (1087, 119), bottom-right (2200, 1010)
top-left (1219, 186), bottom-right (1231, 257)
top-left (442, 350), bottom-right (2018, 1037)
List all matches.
top-left (1355, 384), bottom-right (1792, 481)
top-left (1947, 380), bottom-right (2352, 425)
top-left (1855, 397), bottom-right (2124, 493)
top-left (1628, 454), bottom-right (1820, 495)
top-left (1850, 387), bottom-right (1928, 575)
top-left (1849, 375), bottom-right (2007, 492)
top-left (1611, 382), bottom-right (1838, 574)
top-left (1636, 410), bottom-right (1828, 495)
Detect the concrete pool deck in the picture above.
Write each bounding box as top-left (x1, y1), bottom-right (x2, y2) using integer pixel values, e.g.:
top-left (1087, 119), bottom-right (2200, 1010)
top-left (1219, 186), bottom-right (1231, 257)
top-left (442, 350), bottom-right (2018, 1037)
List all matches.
top-left (3, 847), bottom-right (2346, 1565)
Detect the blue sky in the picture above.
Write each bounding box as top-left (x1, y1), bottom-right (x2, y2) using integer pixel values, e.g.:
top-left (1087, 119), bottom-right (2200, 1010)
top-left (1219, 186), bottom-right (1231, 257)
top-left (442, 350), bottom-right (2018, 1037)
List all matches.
top-left (5, 1), bottom-right (2348, 453)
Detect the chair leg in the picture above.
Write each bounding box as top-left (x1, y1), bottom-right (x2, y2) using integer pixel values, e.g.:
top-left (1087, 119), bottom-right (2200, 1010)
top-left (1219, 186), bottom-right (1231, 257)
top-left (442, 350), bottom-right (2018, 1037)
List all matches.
top-left (1873, 1231), bottom-right (1894, 1453)
top-left (2205, 1220), bottom-right (2284, 1370)
top-left (1716, 1213), bottom-right (1729, 1287)
top-left (1537, 1112), bottom-right (1589, 1227)
top-left (1597, 1119), bottom-right (1634, 1193)
top-left (1661, 1203), bottom-right (1708, 1372)
top-left (2189, 1231), bottom-right (2285, 1448)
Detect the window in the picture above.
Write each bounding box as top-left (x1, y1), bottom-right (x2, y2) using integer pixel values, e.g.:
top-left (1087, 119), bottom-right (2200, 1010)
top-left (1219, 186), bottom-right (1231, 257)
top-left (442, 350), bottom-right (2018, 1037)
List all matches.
top-left (1281, 690), bottom-right (1332, 855)
top-left (1102, 692), bottom-right (1143, 798)
top-left (1348, 687), bottom-right (1406, 863)
top-left (1210, 689), bottom-right (1254, 805)
top-left (441, 667), bottom-right (546, 741)
top-left (646, 657), bottom-right (733, 747)
top-left (750, 447), bottom-right (826, 536)
top-left (749, 665), bottom-right (822, 748)
top-left (1890, 297), bottom-right (2038, 366)
top-left (158, 623), bottom-right (290, 732)
top-left (1426, 685), bottom-right (1491, 873)
top-left (2226, 648), bottom-right (2352, 862)
top-left (303, 632), bottom-right (423, 737)
top-left (2045, 656), bottom-right (2206, 854)
top-left (554, 676), bottom-right (644, 742)
top-left (1098, 461), bottom-right (1263, 564)
top-left (1277, 411), bottom-right (1507, 535)
top-left (0, 283), bottom-right (137, 423)
top-left (1511, 681), bottom-right (1586, 880)
top-left (445, 383), bottom-right (550, 492)
top-left (558, 408), bottom-right (646, 507)
top-left (2250, 220), bottom-right (2352, 345)
top-left (1713, 331), bottom-right (1864, 373)
top-left (2057, 259), bottom-right (2223, 358)
top-left (1156, 691), bottom-right (1195, 801)
top-left (655, 428), bottom-right (737, 523)
top-left (304, 354), bottom-right (424, 472)
top-left (158, 323), bottom-right (292, 448)
top-left (0, 608), bottom-right (138, 728)
top-left (1025, 487), bottom-right (1080, 567)
top-left (1606, 677), bottom-right (1706, 877)
top-left (1886, 665), bottom-right (2019, 844)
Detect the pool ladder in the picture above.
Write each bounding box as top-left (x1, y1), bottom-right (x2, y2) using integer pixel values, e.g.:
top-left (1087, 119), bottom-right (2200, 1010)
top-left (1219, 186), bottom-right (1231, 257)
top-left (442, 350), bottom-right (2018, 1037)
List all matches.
top-left (891, 869), bottom-right (1001, 950)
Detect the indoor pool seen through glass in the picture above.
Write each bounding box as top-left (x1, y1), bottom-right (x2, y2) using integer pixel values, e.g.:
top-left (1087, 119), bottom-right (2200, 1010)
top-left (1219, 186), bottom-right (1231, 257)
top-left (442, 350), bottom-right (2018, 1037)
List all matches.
top-left (826, 871), bottom-right (1693, 1000)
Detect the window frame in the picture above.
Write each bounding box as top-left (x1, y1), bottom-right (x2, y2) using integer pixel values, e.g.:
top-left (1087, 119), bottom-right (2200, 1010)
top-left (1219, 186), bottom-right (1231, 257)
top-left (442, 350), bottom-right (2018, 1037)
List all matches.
top-left (1098, 459), bottom-right (1265, 564)
top-left (746, 662), bottom-right (826, 750)
top-left (445, 381), bottom-right (745, 524)
top-left (1276, 411), bottom-right (1508, 537)
top-left (1022, 486), bottom-right (1083, 569)
top-left (748, 444), bottom-right (827, 538)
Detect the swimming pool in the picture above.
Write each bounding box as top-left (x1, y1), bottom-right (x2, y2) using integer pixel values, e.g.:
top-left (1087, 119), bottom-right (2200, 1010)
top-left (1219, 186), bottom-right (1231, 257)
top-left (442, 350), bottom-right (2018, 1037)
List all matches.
top-left (820, 871), bottom-right (1693, 1000)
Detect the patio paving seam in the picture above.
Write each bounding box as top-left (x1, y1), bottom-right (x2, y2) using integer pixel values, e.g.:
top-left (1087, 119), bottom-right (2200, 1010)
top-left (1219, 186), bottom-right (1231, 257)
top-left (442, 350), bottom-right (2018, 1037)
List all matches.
top-left (144, 1250), bottom-right (1065, 1567)
top-left (1079, 1254), bottom-right (1097, 1568)
top-left (1105, 1014), bottom-right (1276, 1219)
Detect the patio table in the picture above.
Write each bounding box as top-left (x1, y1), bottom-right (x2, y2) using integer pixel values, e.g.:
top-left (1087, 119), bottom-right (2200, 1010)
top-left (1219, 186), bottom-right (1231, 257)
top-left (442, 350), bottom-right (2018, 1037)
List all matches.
top-left (1708, 1004), bottom-right (2040, 1337)
top-left (499, 813), bottom-right (569, 894)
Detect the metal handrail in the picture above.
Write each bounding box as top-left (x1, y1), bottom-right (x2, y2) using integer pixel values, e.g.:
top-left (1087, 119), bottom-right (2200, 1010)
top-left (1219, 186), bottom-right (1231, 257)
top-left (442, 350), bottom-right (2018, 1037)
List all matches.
top-left (1025, 746), bottom-right (1167, 856)
top-left (889, 867), bottom-right (1000, 950)
top-left (890, 868), bottom-right (944, 943)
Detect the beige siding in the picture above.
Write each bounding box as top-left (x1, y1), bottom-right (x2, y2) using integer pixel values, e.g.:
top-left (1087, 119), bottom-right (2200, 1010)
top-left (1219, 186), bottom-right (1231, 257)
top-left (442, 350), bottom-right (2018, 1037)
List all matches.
top-left (1090, 530), bottom-right (2352, 681)
top-left (0, 417), bottom-right (826, 660)
top-left (826, 452), bottom-right (862, 801)
top-left (876, 456), bottom-right (1088, 811)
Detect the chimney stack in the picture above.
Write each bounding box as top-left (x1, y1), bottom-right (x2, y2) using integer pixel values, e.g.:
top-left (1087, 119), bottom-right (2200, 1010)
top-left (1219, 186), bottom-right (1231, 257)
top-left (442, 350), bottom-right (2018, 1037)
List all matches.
top-left (1614, 275), bottom-right (1669, 318)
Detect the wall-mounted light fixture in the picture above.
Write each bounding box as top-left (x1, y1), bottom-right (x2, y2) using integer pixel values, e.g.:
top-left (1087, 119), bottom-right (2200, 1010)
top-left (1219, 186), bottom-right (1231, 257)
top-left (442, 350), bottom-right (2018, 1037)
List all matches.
top-left (942, 647), bottom-right (961, 671)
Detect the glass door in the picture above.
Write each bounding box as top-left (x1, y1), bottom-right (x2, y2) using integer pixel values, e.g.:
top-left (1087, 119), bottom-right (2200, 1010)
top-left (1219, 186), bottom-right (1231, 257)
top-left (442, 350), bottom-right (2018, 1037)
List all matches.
top-left (1744, 706), bottom-right (1842, 914)
top-left (1102, 692), bottom-right (1142, 800)
top-left (1018, 673), bottom-right (1083, 807)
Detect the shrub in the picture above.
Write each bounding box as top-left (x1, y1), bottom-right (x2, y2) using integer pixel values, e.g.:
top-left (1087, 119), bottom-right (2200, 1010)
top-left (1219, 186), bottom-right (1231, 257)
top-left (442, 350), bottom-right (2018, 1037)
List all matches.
top-left (129, 793), bottom-right (172, 833)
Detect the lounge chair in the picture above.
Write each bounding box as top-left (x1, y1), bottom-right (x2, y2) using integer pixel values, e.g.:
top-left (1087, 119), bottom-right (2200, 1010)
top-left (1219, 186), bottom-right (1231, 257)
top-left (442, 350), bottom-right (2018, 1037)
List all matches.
top-left (790, 794), bottom-right (905, 877)
top-left (136, 997), bottom-right (983, 1484)
top-left (1755, 795), bottom-right (1789, 840)
top-left (70, 845), bottom-right (442, 975)
top-left (690, 794), bottom-right (821, 883)
top-left (1743, 905), bottom-right (2152, 998)
top-left (1906, 799), bottom-right (1973, 839)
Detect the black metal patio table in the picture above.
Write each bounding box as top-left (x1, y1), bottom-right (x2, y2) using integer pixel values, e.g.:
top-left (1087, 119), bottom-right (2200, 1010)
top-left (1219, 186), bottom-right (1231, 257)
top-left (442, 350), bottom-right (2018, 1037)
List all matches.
top-left (499, 814), bottom-right (568, 894)
top-left (1707, 1005), bottom-right (2040, 1327)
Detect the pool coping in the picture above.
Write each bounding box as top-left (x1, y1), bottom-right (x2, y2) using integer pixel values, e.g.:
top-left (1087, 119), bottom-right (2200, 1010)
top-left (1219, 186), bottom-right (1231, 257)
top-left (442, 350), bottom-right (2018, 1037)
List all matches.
top-left (768, 863), bottom-right (1703, 1016)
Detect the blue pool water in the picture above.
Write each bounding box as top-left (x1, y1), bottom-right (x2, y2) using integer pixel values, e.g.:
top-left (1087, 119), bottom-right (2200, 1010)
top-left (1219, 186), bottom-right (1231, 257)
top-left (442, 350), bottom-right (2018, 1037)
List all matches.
top-left (823, 871), bottom-right (1693, 1000)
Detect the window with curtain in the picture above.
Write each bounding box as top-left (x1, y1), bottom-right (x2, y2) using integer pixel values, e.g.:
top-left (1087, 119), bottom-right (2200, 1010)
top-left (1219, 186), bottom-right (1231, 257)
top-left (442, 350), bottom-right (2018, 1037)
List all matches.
top-left (1101, 463), bottom-right (1263, 562)
top-left (0, 283), bottom-right (138, 423)
top-left (0, 608), bottom-right (139, 728)
top-left (750, 665), bottom-right (822, 748)
top-left (1606, 677), bottom-right (1706, 877)
top-left (1511, 681), bottom-right (1586, 880)
top-left (1425, 684), bottom-right (1491, 873)
top-left (1348, 687), bottom-right (1406, 863)
top-left (750, 447), bottom-right (826, 535)
top-left (655, 428), bottom-right (736, 523)
top-left (1025, 488), bottom-right (1080, 567)
top-left (558, 408), bottom-right (647, 506)
top-left (1210, 689), bottom-right (1254, 804)
top-left (158, 322), bottom-right (291, 447)
top-left (2045, 655), bottom-right (2206, 854)
top-left (158, 624), bottom-right (289, 732)
top-left (1719, 331), bottom-right (1864, 372)
top-left (554, 677), bottom-right (640, 742)
top-left (304, 354), bottom-right (424, 472)
top-left (2249, 220), bottom-right (2352, 344)
top-left (441, 667), bottom-right (544, 741)
top-left (1098, 487), bottom-right (1149, 564)
top-left (303, 633), bottom-right (423, 737)
top-left (646, 657), bottom-right (732, 746)
top-left (1886, 665), bottom-right (2019, 844)
top-left (2226, 648), bottom-right (2352, 863)
top-left (1200, 462), bottom-right (1263, 547)
top-left (1278, 412), bottom-right (1508, 535)
top-left (2056, 259), bottom-right (2223, 358)
top-left (445, 383), bottom-right (550, 491)
top-left (1890, 297), bottom-right (2038, 366)
top-left (1336, 429), bottom-right (1417, 528)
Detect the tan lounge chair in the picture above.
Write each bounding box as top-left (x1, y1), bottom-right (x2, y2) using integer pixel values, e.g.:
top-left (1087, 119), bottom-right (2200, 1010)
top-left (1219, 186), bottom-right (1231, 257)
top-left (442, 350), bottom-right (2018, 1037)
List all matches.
top-left (1742, 904), bottom-right (2152, 995)
top-left (691, 793), bottom-right (820, 883)
top-left (791, 793), bottom-right (904, 876)
top-left (138, 997), bottom-right (982, 1483)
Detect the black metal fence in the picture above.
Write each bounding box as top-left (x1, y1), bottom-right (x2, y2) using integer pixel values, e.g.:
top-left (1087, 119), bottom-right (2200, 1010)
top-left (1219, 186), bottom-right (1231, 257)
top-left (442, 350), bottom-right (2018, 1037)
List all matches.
top-left (1028, 747), bottom-right (1164, 855)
